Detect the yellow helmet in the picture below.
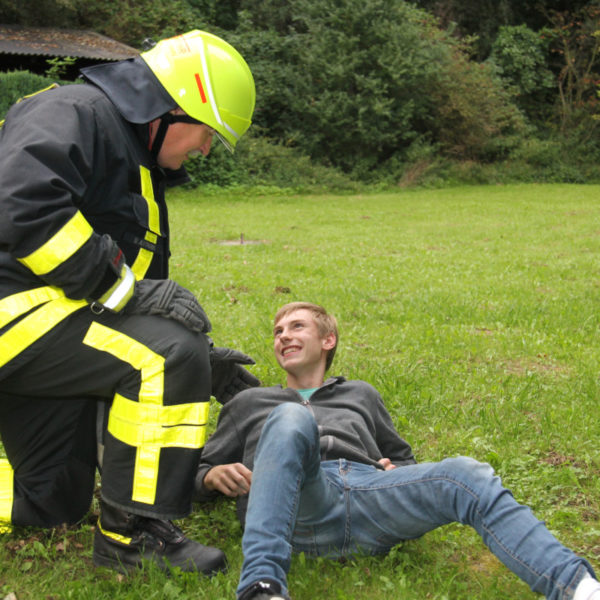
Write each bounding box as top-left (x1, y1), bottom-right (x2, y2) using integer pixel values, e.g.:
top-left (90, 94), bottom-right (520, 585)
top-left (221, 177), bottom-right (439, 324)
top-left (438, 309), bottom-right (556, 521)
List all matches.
top-left (141, 30), bottom-right (256, 152)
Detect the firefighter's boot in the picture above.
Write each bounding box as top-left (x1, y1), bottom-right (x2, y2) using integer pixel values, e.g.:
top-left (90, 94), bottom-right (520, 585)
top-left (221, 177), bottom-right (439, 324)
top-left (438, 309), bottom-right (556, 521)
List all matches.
top-left (93, 500), bottom-right (226, 575)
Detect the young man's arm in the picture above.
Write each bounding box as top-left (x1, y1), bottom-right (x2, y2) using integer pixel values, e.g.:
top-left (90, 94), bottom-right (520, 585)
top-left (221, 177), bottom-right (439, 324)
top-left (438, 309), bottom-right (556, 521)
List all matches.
top-left (194, 399), bottom-right (249, 500)
top-left (203, 462), bottom-right (252, 497)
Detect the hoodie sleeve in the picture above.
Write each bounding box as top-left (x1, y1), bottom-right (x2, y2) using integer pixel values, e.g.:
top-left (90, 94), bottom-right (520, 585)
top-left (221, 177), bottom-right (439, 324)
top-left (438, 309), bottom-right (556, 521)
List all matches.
top-left (194, 399), bottom-right (247, 501)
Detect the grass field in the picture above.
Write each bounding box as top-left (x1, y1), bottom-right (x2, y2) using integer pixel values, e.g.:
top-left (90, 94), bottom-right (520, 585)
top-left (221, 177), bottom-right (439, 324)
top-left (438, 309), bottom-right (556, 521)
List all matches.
top-left (1, 183), bottom-right (599, 599)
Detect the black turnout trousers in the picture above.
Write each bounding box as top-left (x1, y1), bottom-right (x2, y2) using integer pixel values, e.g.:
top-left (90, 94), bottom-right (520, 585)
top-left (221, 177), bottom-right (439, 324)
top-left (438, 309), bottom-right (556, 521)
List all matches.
top-left (0, 307), bottom-right (212, 527)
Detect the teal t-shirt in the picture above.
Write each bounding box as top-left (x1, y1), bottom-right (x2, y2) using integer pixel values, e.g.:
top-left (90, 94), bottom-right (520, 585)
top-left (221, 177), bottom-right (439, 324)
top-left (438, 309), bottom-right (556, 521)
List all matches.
top-left (298, 388), bottom-right (318, 401)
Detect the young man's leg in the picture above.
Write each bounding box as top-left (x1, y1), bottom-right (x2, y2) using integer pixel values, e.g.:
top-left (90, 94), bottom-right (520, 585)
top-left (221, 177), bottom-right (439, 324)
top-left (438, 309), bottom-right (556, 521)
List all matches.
top-left (238, 402), bottom-right (346, 599)
top-left (342, 457), bottom-right (595, 600)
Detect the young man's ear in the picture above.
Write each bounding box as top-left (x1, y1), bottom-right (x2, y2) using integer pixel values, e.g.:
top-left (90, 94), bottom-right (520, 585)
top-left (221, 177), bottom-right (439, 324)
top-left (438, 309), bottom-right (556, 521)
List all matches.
top-left (322, 333), bottom-right (336, 351)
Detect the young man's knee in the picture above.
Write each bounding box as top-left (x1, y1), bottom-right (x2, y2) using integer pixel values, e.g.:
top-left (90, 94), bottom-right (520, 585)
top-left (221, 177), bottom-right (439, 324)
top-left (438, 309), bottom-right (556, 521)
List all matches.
top-left (266, 403), bottom-right (316, 430)
top-left (262, 403), bottom-right (318, 445)
top-left (438, 456), bottom-right (497, 487)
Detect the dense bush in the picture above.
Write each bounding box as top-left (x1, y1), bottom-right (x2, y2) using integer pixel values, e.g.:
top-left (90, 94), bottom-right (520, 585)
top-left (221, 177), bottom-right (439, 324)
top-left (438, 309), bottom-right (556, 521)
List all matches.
top-left (0, 70), bottom-right (64, 119)
top-left (232, 0), bottom-right (526, 179)
top-left (488, 24), bottom-right (555, 120)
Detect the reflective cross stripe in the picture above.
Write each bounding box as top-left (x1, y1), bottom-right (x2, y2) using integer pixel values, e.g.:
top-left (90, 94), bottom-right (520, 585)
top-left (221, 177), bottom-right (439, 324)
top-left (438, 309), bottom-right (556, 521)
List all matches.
top-left (0, 459), bottom-right (13, 533)
top-left (82, 323), bottom-right (207, 505)
top-left (0, 296), bottom-right (86, 369)
top-left (17, 211), bottom-right (93, 276)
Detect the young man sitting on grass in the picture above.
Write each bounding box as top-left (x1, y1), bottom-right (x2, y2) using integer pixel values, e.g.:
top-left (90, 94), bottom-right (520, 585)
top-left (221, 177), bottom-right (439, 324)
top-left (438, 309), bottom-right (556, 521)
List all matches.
top-left (194, 301), bottom-right (600, 600)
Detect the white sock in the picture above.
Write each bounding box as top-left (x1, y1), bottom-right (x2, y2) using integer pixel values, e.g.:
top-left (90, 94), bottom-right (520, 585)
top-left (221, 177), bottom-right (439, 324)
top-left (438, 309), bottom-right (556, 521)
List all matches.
top-left (573, 574), bottom-right (600, 600)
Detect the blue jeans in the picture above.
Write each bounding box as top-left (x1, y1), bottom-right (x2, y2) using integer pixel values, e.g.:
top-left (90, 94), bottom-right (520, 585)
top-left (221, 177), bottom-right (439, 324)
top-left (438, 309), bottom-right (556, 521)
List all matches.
top-left (238, 403), bottom-right (594, 599)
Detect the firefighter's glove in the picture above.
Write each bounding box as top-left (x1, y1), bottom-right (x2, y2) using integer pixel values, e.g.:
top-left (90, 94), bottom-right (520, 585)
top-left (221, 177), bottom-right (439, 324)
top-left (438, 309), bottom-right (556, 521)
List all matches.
top-left (210, 347), bottom-right (260, 405)
top-left (124, 279), bottom-right (212, 334)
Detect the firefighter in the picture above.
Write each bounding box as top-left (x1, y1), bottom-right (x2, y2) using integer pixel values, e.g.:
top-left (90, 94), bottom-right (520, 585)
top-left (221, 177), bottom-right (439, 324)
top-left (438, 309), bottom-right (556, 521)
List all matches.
top-left (0, 30), bottom-right (257, 575)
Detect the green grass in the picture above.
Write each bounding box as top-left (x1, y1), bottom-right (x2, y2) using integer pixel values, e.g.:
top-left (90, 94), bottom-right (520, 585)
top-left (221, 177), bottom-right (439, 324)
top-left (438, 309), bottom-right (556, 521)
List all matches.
top-left (2, 183), bottom-right (600, 599)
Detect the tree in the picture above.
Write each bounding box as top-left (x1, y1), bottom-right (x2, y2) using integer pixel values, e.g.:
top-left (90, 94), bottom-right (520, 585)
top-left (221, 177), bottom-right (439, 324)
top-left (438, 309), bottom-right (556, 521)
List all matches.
top-left (236, 0), bottom-right (524, 175)
top-left (545, 3), bottom-right (600, 135)
top-left (488, 24), bottom-right (555, 120)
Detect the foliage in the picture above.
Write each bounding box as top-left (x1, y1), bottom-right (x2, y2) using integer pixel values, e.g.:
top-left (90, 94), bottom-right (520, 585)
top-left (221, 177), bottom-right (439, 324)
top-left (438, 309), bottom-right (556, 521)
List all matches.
top-left (545, 4), bottom-right (600, 135)
top-left (488, 24), bottom-right (555, 119)
top-left (412, 0), bottom-right (593, 59)
top-left (0, 70), bottom-right (67, 119)
top-left (184, 132), bottom-right (358, 192)
top-left (234, 0), bottom-right (524, 176)
top-left (4, 0), bottom-right (600, 183)
top-left (44, 56), bottom-right (77, 79)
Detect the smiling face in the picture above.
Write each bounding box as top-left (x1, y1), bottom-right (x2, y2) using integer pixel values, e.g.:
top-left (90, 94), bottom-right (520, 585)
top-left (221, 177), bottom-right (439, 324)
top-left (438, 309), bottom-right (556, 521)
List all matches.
top-left (273, 308), bottom-right (337, 389)
top-left (153, 111), bottom-right (215, 170)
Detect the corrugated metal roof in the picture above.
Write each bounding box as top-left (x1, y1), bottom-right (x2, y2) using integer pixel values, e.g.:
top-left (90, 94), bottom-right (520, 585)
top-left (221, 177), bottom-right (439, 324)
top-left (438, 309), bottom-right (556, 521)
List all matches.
top-left (0, 24), bottom-right (139, 61)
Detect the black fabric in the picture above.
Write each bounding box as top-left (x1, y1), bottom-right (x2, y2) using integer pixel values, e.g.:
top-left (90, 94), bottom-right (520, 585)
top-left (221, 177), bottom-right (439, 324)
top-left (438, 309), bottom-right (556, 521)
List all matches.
top-left (209, 346), bottom-right (260, 405)
top-left (0, 393), bottom-right (97, 527)
top-left (80, 56), bottom-right (177, 124)
top-left (0, 307), bottom-right (213, 523)
top-left (0, 82), bottom-right (171, 376)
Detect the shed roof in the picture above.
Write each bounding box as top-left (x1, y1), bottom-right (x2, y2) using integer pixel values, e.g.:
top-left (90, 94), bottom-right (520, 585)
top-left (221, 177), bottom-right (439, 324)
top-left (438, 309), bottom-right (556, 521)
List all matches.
top-left (0, 24), bottom-right (139, 61)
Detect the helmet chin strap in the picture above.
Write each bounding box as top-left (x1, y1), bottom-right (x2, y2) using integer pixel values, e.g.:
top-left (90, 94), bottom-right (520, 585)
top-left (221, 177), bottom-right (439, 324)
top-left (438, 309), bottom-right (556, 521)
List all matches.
top-left (149, 112), bottom-right (204, 161)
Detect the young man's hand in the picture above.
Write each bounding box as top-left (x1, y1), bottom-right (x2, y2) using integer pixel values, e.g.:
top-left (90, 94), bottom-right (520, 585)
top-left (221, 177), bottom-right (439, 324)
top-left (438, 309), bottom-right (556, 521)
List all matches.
top-left (378, 458), bottom-right (397, 471)
top-left (203, 463), bottom-right (252, 496)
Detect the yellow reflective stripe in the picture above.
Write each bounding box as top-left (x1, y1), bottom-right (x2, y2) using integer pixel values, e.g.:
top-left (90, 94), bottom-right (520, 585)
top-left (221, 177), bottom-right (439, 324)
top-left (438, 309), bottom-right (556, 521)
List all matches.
top-left (139, 167), bottom-right (161, 236)
top-left (130, 231), bottom-right (158, 280)
top-left (108, 395), bottom-right (208, 447)
top-left (97, 519), bottom-right (132, 545)
top-left (82, 322), bottom-right (206, 504)
top-left (18, 212), bottom-right (93, 276)
top-left (0, 296), bottom-right (86, 368)
top-left (0, 459), bottom-right (13, 533)
top-left (0, 286), bottom-right (65, 328)
top-left (134, 446), bottom-right (161, 505)
top-left (83, 322), bottom-right (165, 404)
top-left (18, 83), bottom-right (59, 103)
top-left (111, 393), bottom-right (209, 427)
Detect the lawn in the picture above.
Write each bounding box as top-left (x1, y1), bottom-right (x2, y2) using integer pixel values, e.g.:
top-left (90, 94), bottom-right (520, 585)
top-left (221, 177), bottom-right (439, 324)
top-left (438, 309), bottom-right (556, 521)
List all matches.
top-left (1, 183), bottom-right (599, 599)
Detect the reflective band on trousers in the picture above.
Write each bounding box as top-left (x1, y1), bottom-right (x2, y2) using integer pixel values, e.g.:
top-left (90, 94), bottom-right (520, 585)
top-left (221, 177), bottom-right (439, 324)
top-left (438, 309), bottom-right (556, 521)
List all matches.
top-left (0, 459), bottom-right (13, 533)
top-left (82, 322), bottom-right (208, 505)
top-left (0, 289), bottom-right (86, 369)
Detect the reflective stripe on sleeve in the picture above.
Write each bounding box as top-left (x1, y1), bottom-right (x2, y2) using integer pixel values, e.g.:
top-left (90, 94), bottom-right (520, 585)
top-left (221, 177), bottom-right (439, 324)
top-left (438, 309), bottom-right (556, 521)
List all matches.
top-left (98, 264), bottom-right (136, 312)
top-left (17, 211), bottom-right (93, 276)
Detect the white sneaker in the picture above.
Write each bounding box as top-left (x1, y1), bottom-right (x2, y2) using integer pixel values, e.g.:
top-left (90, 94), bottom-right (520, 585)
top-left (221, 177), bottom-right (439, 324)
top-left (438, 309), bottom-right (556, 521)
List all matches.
top-left (573, 575), bottom-right (600, 600)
